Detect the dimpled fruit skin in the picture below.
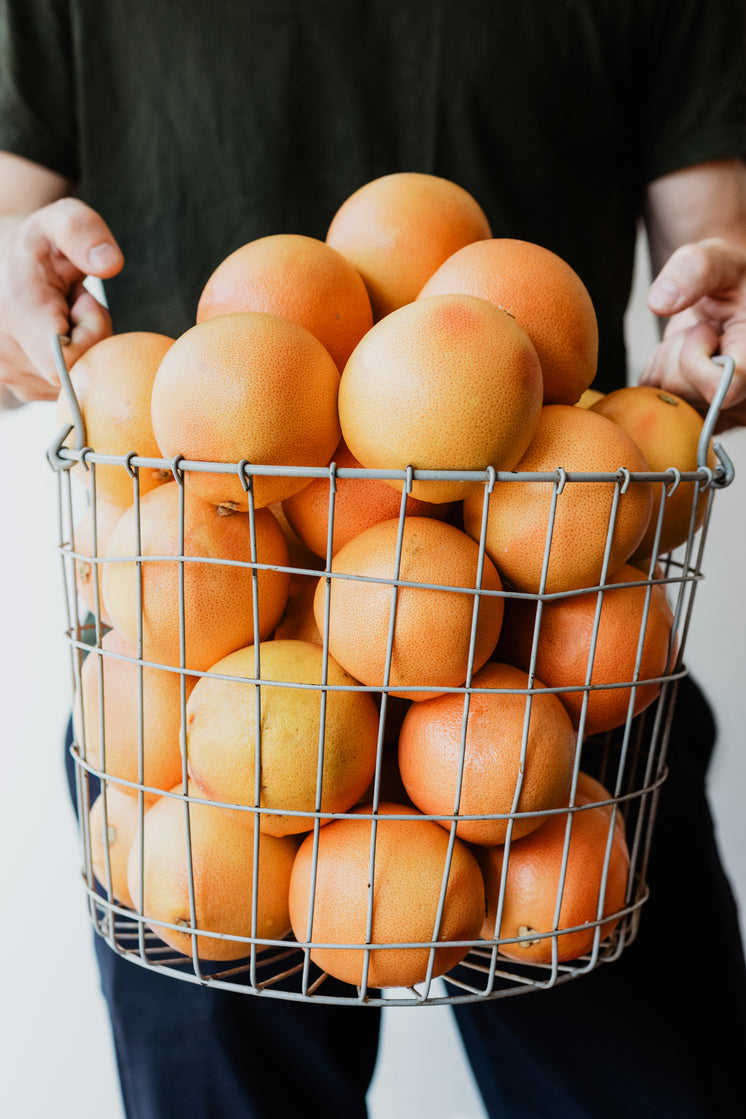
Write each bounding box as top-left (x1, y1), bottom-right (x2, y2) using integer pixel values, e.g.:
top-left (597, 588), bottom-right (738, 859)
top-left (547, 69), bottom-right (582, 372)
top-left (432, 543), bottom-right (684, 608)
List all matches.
top-left (288, 803), bottom-right (486, 988)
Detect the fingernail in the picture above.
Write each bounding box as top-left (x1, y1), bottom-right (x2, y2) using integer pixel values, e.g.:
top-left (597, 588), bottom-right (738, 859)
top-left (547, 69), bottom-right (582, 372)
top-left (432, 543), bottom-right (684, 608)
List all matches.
top-left (88, 242), bottom-right (122, 271)
top-left (648, 279), bottom-right (680, 312)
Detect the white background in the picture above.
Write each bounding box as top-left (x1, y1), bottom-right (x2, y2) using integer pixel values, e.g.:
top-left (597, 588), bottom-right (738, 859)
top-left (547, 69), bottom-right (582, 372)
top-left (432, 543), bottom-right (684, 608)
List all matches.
top-left (1, 243), bottom-right (744, 1118)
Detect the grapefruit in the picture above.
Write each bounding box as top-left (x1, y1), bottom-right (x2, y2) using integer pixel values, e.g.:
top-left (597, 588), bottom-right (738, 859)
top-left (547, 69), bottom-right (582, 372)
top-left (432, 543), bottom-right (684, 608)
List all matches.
top-left (313, 517), bottom-right (505, 701)
top-left (195, 233), bottom-right (374, 371)
top-left (185, 639), bottom-right (380, 836)
top-left (325, 171), bottom-right (492, 319)
top-left (462, 404), bottom-right (653, 595)
top-left (101, 482), bottom-right (290, 672)
top-left (288, 802), bottom-right (486, 988)
top-left (338, 293), bottom-right (543, 504)
top-left (418, 238), bottom-right (599, 405)
top-left (150, 311), bottom-right (342, 510)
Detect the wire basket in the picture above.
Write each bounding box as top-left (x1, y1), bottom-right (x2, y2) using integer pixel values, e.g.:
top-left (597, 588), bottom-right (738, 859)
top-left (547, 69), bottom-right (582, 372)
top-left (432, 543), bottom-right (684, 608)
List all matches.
top-left (47, 338), bottom-right (736, 1007)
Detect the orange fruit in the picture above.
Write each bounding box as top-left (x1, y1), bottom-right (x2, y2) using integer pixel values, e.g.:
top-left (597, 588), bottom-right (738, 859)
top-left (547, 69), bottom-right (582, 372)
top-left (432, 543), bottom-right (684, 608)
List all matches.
top-left (462, 404), bottom-right (653, 595)
top-left (288, 802), bottom-right (486, 988)
top-left (89, 783), bottom-right (143, 908)
top-left (73, 627), bottom-right (197, 798)
top-left (102, 482), bottom-right (290, 671)
top-left (281, 440), bottom-right (457, 559)
top-left (150, 311), bottom-right (342, 510)
top-left (496, 563), bottom-right (676, 735)
top-left (479, 802), bottom-right (630, 963)
top-left (325, 171), bottom-right (492, 320)
top-left (397, 661), bottom-right (578, 846)
top-left (127, 785), bottom-right (298, 961)
top-left (185, 639), bottom-right (380, 836)
top-left (313, 517), bottom-right (505, 702)
top-left (573, 772), bottom-right (626, 839)
top-left (57, 331), bottom-right (175, 506)
top-left (418, 238), bottom-right (598, 405)
top-left (338, 293), bottom-right (543, 504)
top-left (195, 233), bottom-right (374, 371)
top-left (590, 385), bottom-right (717, 560)
top-left (73, 496), bottom-right (131, 627)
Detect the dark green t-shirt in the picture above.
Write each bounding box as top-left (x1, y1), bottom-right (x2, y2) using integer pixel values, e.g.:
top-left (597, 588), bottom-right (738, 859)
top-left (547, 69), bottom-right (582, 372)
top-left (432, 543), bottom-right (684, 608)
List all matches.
top-left (1, 0), bottom-right (745, 390)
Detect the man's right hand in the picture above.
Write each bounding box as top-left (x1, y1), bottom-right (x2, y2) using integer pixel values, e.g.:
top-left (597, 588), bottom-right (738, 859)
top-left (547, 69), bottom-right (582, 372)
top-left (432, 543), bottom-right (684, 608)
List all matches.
top-left (0, 197), bottom-right (124, 403)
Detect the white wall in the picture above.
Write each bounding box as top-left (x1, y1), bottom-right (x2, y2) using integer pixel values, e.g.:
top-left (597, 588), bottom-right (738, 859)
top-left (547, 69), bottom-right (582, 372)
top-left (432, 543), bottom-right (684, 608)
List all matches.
top-left (0, 245), bottom-right (743, 1117)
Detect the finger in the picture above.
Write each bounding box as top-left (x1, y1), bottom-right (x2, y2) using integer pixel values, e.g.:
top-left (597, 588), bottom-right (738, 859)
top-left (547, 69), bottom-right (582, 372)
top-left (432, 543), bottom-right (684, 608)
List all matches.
top-left (40, 197), bottom-right (124, 280)
top-left (63, 284), bottom-right (114, 367)
top-left (639, 322), bottom-right (719, 408)
top-left (647, 238), bottom-right (746, 317)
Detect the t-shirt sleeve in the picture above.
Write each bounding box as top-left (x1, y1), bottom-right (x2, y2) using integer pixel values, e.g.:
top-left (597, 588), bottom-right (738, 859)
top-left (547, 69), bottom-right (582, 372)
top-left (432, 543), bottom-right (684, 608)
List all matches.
top-left (0, 0), bottom-right (78, 179)
top-left (635, 0), bottom-right (746, 184)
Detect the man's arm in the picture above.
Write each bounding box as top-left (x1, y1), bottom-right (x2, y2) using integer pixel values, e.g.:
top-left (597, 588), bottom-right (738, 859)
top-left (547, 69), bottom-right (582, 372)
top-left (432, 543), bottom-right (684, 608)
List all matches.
top-left (640, 158), bottom-right (746, 428)
top-left (0, 151), bottom-right (123, 403)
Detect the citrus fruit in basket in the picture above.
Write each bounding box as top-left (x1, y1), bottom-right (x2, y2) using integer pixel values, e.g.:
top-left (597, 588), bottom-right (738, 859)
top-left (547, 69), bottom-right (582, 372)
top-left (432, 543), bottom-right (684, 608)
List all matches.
top-left (73, 495), bottom-right (131, 628)
top-left (101, 482), bottom-right (290, 672)
top-left (288, 802), bottom-right (486, 989)
top-left (57, 331), bottom-right (175, 506)
top-left (589, 384), bottom-right (716, 561)
top-left (418, 238), bottom-right (598, 405)
top-left (462, 404), bottom-right (654, 595)
top-left (150, 311), bottom-right (342, 510)
top-left (127, 785), bottom-right (299, 961)
top-left (195, 233), bottom-right (374, 371)
top-left (496, 563), bottom-right (676, 735)
top-left (574, 772), bottom-right (627, 839)
top-left (313, 516), bottom-right (505, 701)
top-left (89, 783), bottom-right (143, 909)
top-left (185, 639), bottom-right (380, 836)
top-left (478, 801), bottom-right (630, 964)
top-left (325, 171), bottom-right (492, 320)
top-left (338, 293), bottom-right (543, 504)
top-left (397, 661), bottom-right (578, 846)
top-left (74, 627), bottom-right (197, 798)
top-left (281, 440), bottom-right (457, 559)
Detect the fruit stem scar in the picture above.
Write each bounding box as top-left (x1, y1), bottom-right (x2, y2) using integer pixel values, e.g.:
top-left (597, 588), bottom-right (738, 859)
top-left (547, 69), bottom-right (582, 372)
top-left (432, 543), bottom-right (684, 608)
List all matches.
top-left (517, 925), bottom-right (541, 947)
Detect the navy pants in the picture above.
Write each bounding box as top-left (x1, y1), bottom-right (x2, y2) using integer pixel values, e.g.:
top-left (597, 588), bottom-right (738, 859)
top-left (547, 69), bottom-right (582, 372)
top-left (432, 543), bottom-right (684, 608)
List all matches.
top-left (66, 677), bottom-right (746, 1118)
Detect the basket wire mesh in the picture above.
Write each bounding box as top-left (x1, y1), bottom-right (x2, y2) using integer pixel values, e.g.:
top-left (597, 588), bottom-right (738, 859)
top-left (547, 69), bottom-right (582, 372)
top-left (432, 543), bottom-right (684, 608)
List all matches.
top-left (47, 338), bottom-right (736, 1006)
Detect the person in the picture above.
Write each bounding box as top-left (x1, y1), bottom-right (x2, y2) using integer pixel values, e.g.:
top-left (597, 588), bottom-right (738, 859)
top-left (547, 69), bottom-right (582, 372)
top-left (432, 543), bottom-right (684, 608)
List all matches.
top-left (1, 2), bottom-right (745, 1116)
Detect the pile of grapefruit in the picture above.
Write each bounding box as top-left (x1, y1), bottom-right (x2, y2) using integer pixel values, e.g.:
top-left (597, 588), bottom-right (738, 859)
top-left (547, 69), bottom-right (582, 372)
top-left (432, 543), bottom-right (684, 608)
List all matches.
top-left (61, 171), bottom-right (714, 990)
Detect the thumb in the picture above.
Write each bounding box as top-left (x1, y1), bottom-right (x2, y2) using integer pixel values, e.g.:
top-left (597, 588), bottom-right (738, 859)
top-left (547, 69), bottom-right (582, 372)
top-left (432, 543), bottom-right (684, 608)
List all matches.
top-left (40, 197), bottom-right (124, 279)
top-left (647, 238), bottom-right (746, 317)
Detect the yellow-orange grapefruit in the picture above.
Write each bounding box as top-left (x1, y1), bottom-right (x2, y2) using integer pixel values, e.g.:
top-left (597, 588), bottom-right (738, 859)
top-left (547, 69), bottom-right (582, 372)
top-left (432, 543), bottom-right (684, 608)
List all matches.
top-left (127, 786), bottom-right (298, 961)
top-left (313, 517), bottom-right (505, 701)
top-left (73, 496), bottom-right (131, 627)
top-left (195, 233), bottom-right (373, 371)
top-left (150, 312), bottom-right (342, 510)
top-left (57, 331), bottom-right (175, 506)
top-left (288, 802), bottom-right (486, 988)
top-left (462, 404), bottom-right (653, 595)
top-left (339, 293), bottom-right (543, 504)
top-left (89, 783), bottom-right (143, 908)
top-left (74, 627), bottom-right (197, 798)
top-left (185, 640), bottom-right (380, 836)
top-left (325, 171), bottom-right (492, 320)
top-left (102, 482), bottom-right (290, 671)
top-left (590, 384), bottom-right (716, 560)
top-left (418, 238), bottom-right (598, 405)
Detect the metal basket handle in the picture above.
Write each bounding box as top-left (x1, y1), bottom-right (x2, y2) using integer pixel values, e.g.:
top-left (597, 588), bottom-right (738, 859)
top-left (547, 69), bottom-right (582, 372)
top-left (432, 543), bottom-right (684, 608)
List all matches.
top-left (47, 334), bottom-right (87, 471)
